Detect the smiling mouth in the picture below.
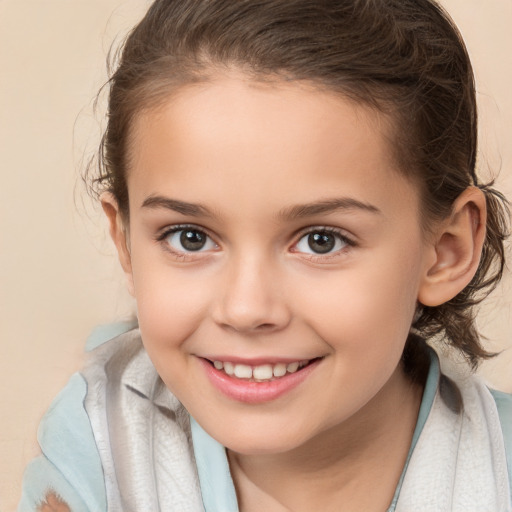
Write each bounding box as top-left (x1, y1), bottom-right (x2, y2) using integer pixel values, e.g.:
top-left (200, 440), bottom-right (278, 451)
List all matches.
top-left (206, 358), bottom-right (321, 382)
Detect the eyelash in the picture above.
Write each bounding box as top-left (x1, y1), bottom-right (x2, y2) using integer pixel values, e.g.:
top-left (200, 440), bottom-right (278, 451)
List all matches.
top-left (155, 224), bottom-right (356, 261)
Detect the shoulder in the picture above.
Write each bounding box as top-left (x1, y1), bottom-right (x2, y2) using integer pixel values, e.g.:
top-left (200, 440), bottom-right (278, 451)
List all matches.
top-left (20, 323), bottom-right (201, 511)
top-left (439, 360), bottom-right (512, 502)
top-left (19, 322), bottom-right (140, 512)
top-left (396, 353), bottom-right (512, 510)
top-left (19, 373), bottom-right (106, 512)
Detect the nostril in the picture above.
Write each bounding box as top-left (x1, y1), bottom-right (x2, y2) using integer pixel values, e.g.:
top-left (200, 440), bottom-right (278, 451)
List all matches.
top-left (221, 322), bottom-right (277, 333)
top-left (257, 323), bottom-right (276, 330)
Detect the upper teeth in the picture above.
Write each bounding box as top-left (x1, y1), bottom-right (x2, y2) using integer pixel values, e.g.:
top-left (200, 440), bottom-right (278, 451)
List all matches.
top-left (212, 360), bottom-right (309, 381)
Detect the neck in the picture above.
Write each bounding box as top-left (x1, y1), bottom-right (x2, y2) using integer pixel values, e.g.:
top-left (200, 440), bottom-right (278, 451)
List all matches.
top-left (228, 364), bottom-right (424, 512)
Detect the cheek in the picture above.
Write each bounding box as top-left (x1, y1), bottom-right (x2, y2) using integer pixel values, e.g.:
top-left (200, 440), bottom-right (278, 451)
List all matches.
top-left (130, 255), bottom-right (213, 350)
top-left (295, 249), bottom-right (423, 355)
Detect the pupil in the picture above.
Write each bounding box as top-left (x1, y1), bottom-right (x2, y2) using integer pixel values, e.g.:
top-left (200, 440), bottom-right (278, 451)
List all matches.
top-left (180, 230), bottom-right (206, 251)
top-left (308, 232), bottom-right (335, 254)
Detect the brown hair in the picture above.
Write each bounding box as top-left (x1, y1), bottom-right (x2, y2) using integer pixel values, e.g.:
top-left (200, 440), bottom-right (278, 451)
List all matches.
top-left (88, 0), bottom-right (509, 369)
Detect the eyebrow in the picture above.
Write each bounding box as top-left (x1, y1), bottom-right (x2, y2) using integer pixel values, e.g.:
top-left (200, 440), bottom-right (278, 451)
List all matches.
top-left (141, 195), bottom-right (214, 217)
top-left (278, 198), bottom-right (381, 220)
top-left (141, 195), bottom-right (380, 220)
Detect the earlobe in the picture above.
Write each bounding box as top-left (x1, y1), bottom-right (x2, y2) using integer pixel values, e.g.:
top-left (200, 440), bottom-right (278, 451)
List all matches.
top-left (418, 187), bottom-right (487, 307)
top-left (101, 193), bottom-right (135, 296)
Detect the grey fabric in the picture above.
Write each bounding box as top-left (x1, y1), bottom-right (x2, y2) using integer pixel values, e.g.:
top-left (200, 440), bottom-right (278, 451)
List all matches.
top-left (396, 372), bottom-right (511, 511)
top-left (82, 330), bottom-right (204, 512)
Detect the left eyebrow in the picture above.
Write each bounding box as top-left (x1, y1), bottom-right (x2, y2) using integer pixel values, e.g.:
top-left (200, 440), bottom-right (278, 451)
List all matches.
top-left (278, 197), bottom-right (381, 220)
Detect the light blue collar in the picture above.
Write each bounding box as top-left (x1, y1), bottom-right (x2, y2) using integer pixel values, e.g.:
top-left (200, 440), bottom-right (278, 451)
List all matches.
top-left (190, 417), bottom-right (239, 512)
top-left (387, 348), bottom-right (439, 510)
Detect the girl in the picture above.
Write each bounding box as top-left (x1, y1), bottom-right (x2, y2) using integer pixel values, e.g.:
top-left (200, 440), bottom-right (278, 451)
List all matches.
top-left (19, 0), bottom-right (511, 511)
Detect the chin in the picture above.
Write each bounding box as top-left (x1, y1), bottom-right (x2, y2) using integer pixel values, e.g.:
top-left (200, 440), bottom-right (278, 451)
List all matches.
top-left (216, 427), bottom-right (312, 456)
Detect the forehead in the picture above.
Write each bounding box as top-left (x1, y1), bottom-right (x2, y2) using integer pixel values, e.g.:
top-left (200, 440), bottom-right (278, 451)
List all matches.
top-left (127, 75), bottom-right (419, 220)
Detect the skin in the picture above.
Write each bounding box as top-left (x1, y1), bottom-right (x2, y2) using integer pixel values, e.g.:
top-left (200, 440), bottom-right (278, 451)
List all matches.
top-left (103, 73), bottom-right (486, 511)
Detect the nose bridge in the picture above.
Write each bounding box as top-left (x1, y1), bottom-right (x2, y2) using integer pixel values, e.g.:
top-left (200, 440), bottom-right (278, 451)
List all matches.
top-left (214, 247), bottom-right (290, 333)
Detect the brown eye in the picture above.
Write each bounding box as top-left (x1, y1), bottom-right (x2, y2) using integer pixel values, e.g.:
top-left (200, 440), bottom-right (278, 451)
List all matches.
top-left (294, 229), bottom-right (349, 255)
top-left (164, 227), bottom-right (216, 252)
top-left (307, 232), bottom-right (336, 253)
top-left (180, 230), bottom-right (207, 251)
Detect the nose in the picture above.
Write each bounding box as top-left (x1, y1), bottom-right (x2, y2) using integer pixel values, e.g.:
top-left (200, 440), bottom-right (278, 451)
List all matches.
top-left (212, 253), bottom-right (291, 334)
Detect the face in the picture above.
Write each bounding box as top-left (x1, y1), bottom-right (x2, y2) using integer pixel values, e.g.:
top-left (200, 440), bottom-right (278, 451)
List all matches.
top-left (116, 74), bottom-right (434, 455)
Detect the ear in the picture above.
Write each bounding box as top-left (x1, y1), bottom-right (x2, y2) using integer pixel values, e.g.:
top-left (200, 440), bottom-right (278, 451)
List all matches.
top-left (418, 187), bottom-right (487, 307)
top-left (101, 193), bottom-right (135, 296)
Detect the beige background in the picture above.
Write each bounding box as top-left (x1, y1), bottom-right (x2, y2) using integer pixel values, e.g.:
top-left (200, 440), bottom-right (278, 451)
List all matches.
top-left (0, 1), bottom-right (511, 510)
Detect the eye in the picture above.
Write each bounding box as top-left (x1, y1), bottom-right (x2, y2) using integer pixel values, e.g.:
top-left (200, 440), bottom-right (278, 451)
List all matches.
top-left (294, 229), bottom-right (350, 255)
top-left (163, 227), bottom-right (217, 253)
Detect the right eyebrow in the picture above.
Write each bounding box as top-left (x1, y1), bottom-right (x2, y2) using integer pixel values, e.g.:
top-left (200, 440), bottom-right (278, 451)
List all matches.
top-left (140, 195), bottom-right (215, 217)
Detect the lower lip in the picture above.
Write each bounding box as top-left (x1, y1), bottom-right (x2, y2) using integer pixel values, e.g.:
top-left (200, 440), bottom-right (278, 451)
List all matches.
top-left (199, 358), bottom-right (322, 404)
